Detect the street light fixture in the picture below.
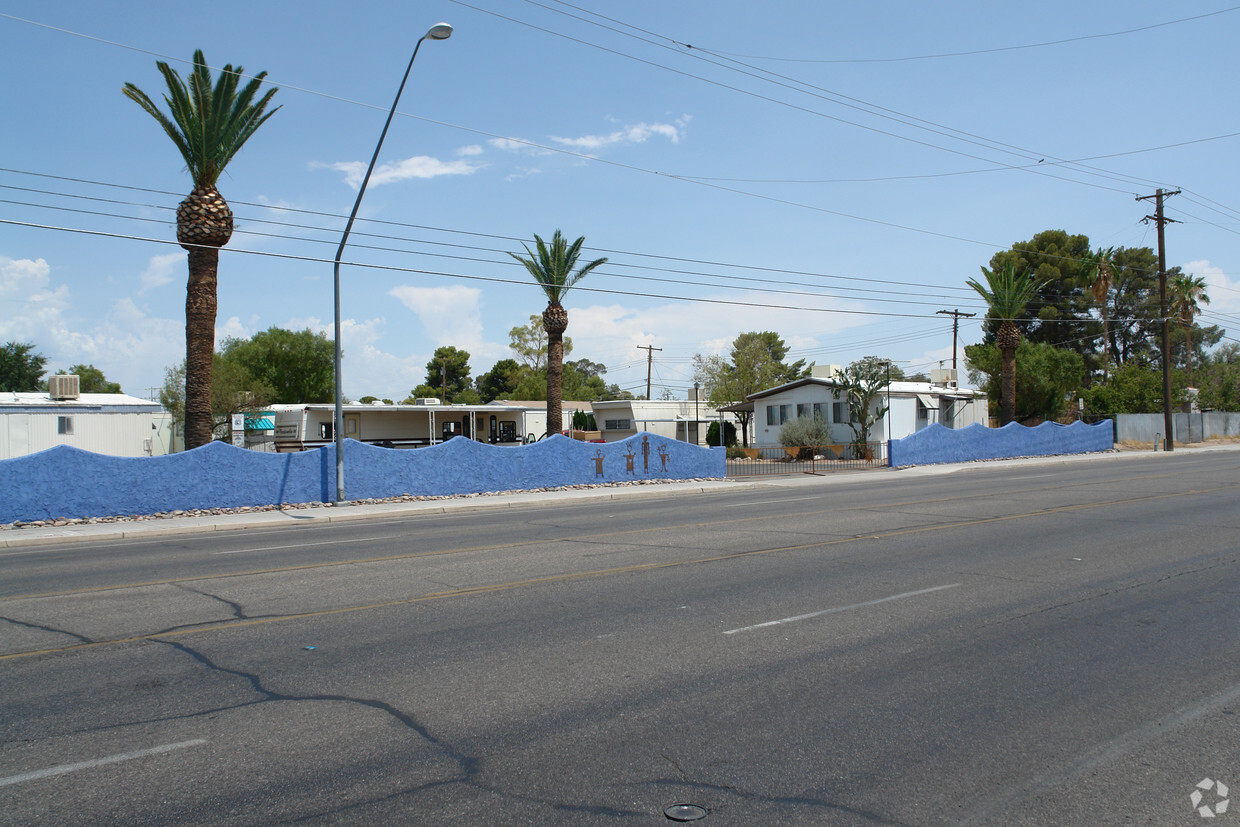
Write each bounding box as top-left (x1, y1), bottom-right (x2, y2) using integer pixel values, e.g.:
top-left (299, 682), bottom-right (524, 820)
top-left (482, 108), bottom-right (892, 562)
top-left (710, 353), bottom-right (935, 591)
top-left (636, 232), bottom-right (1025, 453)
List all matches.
top-left (331, 22), bottom-right (452, 503)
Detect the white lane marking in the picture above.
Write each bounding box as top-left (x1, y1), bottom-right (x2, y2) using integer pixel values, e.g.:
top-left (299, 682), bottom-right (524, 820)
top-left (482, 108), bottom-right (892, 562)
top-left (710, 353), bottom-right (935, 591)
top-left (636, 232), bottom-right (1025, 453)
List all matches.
top-left (745, 496), bottom-right (823, 506)
top-left (215, 535), bottom-right (388, 555)
top-left (0, 739), bottom-right (207, 787)
top-left (723, 584), bottom-right (961, 635)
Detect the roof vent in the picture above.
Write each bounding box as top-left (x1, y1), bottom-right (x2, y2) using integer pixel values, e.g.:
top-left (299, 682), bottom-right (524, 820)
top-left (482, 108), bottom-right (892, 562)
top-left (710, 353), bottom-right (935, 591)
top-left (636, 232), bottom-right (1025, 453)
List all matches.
top-left (48, 374), bottom-right (81, 400)
top-left (413, 397), bottom-right (442, 406)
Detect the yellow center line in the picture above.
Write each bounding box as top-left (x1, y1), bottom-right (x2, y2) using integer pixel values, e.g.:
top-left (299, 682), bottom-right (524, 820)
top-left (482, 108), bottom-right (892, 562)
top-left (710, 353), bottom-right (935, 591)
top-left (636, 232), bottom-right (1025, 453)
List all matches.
top-left (3, 482), bottom-right (1235, 663)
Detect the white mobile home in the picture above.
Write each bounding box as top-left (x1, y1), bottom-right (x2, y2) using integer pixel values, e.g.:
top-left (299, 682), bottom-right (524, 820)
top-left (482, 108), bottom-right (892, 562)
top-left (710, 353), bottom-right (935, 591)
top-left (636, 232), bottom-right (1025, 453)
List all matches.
top-left (748, 370), bottom-right (988, 448)
top-left (271, 400), bottom-right (548, 451)
top-left (0, 377), bottom-right (173, 459)
top-left (591, 394), bottom-right (734, 445)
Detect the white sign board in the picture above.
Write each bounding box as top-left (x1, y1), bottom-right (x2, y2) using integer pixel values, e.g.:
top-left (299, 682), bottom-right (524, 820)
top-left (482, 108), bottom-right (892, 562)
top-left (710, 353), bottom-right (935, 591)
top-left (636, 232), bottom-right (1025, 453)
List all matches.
top-left (231, 413), bottom-right (245, 447)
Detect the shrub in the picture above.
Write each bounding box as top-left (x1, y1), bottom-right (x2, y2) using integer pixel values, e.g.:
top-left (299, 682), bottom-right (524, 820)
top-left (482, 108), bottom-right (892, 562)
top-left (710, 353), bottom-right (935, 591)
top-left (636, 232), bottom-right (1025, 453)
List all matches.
top-left (779, 415), bottom-right (830, 459)
top-left (707, 420), bottom-right (737, 447)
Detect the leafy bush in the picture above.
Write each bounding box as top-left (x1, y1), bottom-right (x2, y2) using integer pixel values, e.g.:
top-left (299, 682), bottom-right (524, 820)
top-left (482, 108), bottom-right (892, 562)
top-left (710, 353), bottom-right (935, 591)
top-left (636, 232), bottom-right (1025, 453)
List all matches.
top-left (707, 420), bottom-right (737, 447)
top-left (778, 415), bottom-right (830, 458)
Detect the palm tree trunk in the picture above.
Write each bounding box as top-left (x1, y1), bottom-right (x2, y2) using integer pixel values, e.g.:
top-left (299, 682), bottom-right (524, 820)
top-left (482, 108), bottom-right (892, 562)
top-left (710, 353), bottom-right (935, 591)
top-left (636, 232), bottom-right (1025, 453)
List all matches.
top-left (1000, 346), bottom-right (1016, 426)
top-left (184, 247), bottom-right (218, 449)
top-left (546, 331), bottom-right (564, 436)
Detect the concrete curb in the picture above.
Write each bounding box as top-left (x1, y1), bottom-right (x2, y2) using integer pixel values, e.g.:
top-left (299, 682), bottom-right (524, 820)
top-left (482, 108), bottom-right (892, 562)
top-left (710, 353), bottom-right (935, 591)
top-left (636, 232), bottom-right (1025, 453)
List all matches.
top-left (0, 479), bottom-right (767, 549)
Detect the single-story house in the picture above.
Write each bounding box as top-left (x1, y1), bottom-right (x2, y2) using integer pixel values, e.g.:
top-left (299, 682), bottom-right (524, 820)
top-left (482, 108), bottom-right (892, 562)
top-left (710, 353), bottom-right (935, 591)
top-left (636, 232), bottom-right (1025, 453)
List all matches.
top-left (743, 366), bottom-right (989, 448)
top-left (0, 376), bottom-right (175, 459)
top-left (591, 393), bottom-right (736, 445)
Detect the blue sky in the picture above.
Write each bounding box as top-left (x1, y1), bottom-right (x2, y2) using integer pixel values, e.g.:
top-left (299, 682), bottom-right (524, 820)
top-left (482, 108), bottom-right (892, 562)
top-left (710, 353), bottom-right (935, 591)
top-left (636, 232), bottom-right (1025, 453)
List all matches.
top-left (2, 1), bottom-right (1238, 402)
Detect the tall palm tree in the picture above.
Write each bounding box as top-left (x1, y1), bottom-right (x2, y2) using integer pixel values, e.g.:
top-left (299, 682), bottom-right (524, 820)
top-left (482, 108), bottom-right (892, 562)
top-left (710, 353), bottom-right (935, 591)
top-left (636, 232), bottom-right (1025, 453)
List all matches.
top-left (1169, 273), bottom-right (1210, 386)
top-left (1081, 246), bottom-right (1117, 381)
top-left (967, 263), bottom-right (1046, 426)
top-left (509, 231), bottom-right (607, 436)
top-left (124, 51), bottom-right (279, 449)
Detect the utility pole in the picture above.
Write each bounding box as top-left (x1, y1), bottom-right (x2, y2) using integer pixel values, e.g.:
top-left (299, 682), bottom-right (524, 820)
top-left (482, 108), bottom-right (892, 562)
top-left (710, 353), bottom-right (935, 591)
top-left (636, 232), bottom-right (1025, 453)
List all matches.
top-left (440, 359), bottom-right (448, 403)
top-left (637, 344), bottom-right (662, 400)
top-left (1137, 188), bottom-right (1181, 451)
top-left (936, 309), bottom-right (976, 372)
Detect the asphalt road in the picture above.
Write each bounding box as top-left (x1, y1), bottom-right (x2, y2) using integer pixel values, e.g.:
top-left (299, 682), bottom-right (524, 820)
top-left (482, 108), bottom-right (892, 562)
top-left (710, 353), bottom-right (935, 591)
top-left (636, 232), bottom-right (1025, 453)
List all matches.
top-left (1, 450), bottom-right (1238, 824)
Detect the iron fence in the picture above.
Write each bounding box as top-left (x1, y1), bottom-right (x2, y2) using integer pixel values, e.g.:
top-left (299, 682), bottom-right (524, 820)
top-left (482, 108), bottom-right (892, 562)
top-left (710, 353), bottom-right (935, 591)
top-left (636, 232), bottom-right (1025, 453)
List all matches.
top-left (725, 442), bottom-right (887, 476)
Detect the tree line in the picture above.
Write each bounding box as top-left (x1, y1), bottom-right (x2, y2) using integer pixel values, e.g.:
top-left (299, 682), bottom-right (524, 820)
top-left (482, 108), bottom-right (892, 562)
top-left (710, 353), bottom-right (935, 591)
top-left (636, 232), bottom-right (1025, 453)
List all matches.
top-left (966, 229), bottom-right (1231, 423)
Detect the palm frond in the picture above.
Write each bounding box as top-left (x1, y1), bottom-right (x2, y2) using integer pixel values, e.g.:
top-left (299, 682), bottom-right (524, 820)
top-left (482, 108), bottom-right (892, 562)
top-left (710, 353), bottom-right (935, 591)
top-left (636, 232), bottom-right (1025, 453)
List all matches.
top-left (509, 229), bottom-right (607, 303)
top-left (123, 50), bottom-right (280, 187)
top-left (967, 263), bottom-right (1046, 323)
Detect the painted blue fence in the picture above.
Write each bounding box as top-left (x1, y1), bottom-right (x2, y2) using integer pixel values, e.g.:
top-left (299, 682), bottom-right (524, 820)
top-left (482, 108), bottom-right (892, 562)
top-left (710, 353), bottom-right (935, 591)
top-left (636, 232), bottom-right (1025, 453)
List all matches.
top-left (0, 433), bottom-right (725, 524)
top-left (888, 420), bottom-right (1113, 467)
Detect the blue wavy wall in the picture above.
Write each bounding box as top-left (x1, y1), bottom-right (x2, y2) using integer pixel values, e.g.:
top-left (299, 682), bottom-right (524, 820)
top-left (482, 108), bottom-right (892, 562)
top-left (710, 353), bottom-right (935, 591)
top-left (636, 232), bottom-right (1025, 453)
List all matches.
top-left (0, 433), bottom-right (725, 524)
top-left (888, 421), bottom-right (1113, 467)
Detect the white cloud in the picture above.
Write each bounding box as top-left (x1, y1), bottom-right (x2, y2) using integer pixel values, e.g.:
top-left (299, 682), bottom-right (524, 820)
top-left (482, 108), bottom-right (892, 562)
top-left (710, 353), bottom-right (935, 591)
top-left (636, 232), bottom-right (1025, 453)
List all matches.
top-left (0, 256), bottom-right (51, 297)
top-left (314, 154), bottom-right (482, 190)
top-left (139, 252), bottom-right (182, 293)
top-left (488, 137), bottom-right (552, 156)
top-left (388, 284), bottom-right (486, 350)
top-left (456, 144), bottom-right (484, 157)
top-left (1182, 259), bottom-right (1240, 317)
top-left (550, 117), bottom-right (689, 151)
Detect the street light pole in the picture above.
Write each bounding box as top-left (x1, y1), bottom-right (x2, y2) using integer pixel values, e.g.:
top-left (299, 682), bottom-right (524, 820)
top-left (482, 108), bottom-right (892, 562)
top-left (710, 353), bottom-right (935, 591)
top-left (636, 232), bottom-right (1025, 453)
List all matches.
top-left (332, 22), bottom-right (452, 503)
top-left (694, 381), bottom-right (700, 445)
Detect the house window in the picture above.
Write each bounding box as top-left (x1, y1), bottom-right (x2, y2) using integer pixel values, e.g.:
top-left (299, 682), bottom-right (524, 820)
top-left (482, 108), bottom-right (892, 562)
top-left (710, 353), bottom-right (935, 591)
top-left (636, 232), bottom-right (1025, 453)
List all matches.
top-left (58, 415), bottom-right (74, 435)
top-left (604, 419), bottom-right (631, 430)
top-left (797, 403), bottom-right (811, 419)
top-left (812, 403), bottom-right (829, 422)
top-left (917, 401), bottom-right (929, 421)
top-left (832, 401), bottom-right (845, 424)
top-left (320, 422), bottom-right (333, 439)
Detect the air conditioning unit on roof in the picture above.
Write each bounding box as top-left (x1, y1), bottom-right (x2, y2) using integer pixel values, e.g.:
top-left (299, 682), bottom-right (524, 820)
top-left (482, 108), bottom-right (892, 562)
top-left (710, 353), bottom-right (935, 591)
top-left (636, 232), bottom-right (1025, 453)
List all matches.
top-left (413, 397), bottom-right (442, 405)
top-left (48, 374), bottom-right (81, 400)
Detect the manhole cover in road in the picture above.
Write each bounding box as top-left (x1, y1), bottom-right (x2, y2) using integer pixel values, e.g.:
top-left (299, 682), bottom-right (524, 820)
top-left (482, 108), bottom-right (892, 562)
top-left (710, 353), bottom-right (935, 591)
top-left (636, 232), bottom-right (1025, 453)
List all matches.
top-left (664, 803), bottom-right (708, 821)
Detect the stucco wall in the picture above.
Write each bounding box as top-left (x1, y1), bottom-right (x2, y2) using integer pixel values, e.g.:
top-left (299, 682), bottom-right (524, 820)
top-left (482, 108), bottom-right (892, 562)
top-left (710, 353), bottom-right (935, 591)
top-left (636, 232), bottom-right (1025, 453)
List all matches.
top-left (0, 433), bottom-right (725, 524)
top-left (888, 420), bottom-right (1113, 467)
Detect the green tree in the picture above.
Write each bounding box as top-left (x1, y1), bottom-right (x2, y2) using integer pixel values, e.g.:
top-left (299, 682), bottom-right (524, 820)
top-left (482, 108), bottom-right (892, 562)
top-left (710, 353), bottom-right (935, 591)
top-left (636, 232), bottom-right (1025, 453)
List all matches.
top-left (414, 345), bottom-right (472, 401)
top-left (218, 327), bottom-right (334, 403)
top-left (1078, 361), bottom-right (1174, 418)
top-left (52, 364), bottom-right (122, 394)
top-left (1197, 344), bottom-right (1240, 412)
top-left (838, 358), bottom-right (890, 451)
top-left (966, 341), bottom-right (1085, 422)
top-left (0, 342), bottom-right (48, 391)
top-left (692, 331), bottom-right (811, 447)
top-left (967, 263), bottom-right (1048, 425)
top-left (1079, 246), bottom-right (1118, 380)
top-left (160, 356), bottom-right (274, 440)
top-left (476, 358), bottom-right (525, 401)
top-left (124, 50), bottom-right (280, 449)
top-left (509, 231), bottom-right (607, 436)
top-left (987, 230), bottom-right (1095, 355)
top-left (1169, 273), bottom-right (1210, 386)
top-left (508, 314), bottom-right (573, 370)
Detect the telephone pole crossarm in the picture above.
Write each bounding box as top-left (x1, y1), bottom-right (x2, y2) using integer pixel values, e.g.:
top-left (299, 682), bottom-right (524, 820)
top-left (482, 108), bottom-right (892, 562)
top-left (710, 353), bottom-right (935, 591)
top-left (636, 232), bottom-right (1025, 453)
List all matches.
top-left (937, 309), bottom-right (976, 372)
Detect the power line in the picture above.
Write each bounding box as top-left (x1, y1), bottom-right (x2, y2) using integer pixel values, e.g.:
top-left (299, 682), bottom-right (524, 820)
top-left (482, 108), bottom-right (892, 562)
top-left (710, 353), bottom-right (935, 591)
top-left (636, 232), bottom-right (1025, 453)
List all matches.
top-left (691, 6), bottom-right (1240, 64)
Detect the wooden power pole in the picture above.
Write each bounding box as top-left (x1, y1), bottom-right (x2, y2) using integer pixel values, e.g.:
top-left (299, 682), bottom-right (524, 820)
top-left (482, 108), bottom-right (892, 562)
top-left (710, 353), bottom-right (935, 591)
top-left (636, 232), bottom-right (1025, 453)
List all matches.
top-left (637, 344), bottom-right (662, 400)
top-left (1137, 188), bottom-right (1181, 451)
top-left (936, 309), bottom-right (976, 372)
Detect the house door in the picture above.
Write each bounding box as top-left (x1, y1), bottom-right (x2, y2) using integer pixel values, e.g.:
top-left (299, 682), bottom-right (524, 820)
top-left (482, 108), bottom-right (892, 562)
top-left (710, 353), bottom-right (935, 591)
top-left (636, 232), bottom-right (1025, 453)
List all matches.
top-left (489, 415), bottom-right (497, 443)
top-left (344, 413), bottom-right (360, 441)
